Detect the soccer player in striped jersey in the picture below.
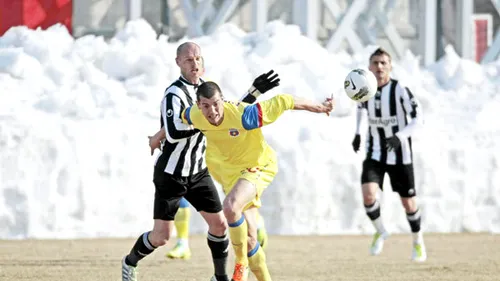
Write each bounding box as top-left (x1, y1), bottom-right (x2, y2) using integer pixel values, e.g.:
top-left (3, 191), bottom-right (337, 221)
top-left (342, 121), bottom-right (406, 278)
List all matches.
top-left (122, 42), bottom-right (239, 281)
top-left (352, 48), bottom-right (427, 262)
top-left (181, 80), bottom-right (334, 281)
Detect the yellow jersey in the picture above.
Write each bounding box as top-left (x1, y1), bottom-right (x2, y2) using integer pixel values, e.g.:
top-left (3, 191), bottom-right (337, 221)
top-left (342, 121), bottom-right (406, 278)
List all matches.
top-left (181, 94), bottom-right (295, 181)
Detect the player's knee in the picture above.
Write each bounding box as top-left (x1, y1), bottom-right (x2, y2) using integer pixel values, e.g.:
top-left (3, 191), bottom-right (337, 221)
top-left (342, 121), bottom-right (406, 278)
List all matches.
top-left (150, 222), bottom-right (172, 247)
top-left (363, 195), bottom-right (376, 205)
top-left (148, 231), bottom-right (170, 247)
top-left (222, 198), bottom-right (239, 220)
top-left (208, 213), bottom-right (228, 236)
top-left (362, 183), bottom-right (377, 205)
top-left (362, 192), bottom-right (377, 205)
top-left (401, 197), bottom-right (417, 212)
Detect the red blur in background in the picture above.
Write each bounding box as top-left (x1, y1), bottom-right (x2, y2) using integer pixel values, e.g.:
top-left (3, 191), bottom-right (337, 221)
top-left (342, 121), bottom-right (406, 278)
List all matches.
top-left (0, 0), bottom-right (72, 36)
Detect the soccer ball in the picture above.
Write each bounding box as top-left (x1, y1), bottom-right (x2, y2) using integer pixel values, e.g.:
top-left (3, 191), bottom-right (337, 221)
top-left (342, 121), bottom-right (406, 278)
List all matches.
top-left (344, 68), bottom-right (378, 102)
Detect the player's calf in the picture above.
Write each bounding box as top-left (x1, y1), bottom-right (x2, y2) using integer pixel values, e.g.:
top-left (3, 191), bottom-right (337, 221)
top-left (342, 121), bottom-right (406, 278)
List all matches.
top-left (248, 243), bottom-right (271, 281)
top-left (364, 199), bottom-right (389, 256)
top-left (401, 197), bottom-right (427, 262)
top-left (124, 231), bottom-right (158, 267)
top-left (124, 221), bottom-right (172, 268)
top-left (207, 232), bottom-right (230, 281)
top-left (122, 231), bottom-right (159, 281)
top-left (201, 211), bottom-right (230, 281)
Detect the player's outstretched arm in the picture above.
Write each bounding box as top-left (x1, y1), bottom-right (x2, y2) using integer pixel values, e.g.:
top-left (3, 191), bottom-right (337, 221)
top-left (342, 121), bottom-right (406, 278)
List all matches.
top-left (241, 94), bottom-right (334, 131)
top-left (291, 95), bottom-right (335, 116)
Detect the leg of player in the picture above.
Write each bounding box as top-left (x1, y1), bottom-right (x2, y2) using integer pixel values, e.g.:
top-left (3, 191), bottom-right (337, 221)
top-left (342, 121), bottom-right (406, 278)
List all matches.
top-left (245, 207), bottom-right (272, 281)
top-left (401, 197), bottom-right (427, 262)
top-left (362, 182), bottom-right (389, 256)
top-left (122, 220), bottom-right (173, 281)
top-left (199, 211), bottom-right (230, 281)
top-left (256, 211), bottom-right (269, 250)
top-left (223, 179), bottom-right (258, 281)
top-left (167, 197), bottom-right (192, 259)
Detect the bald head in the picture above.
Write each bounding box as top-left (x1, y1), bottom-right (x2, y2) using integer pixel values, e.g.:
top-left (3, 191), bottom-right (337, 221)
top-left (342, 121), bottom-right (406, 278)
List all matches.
top-left (176, 42), bottom-right (200, 58)
top-left (175, 41), bottom-right (203, 84)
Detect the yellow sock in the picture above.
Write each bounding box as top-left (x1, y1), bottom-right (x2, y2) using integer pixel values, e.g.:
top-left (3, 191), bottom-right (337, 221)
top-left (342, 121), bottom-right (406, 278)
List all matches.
top-left (174, 207), bottom-right (190, 239)
top-left (228, 215), bottom-right (248, 266)
top-left (248, 244), bottom-right (272, 281)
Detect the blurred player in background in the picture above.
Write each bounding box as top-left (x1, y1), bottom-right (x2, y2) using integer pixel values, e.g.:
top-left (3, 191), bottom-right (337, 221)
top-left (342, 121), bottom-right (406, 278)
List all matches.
top-left (181, 79), bottom-right (334, 281)
top-left (352, 48), bottom-right (427, 262)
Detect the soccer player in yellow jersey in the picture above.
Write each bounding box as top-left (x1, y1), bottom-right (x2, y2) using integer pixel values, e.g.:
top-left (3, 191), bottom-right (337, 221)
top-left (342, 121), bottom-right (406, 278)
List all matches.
top-left (149, 64), bottom-right (272, 261)
top-left (180, 80), bottom-right (334, 281)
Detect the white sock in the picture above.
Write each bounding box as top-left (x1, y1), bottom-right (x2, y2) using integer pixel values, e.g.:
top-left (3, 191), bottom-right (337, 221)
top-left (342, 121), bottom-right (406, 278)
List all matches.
top-left (177, 238), bottom-right (189, 247)
top-left (412, 232), bottom-right (423, 244)
top-left (372, 217), bottom-right (387, 236)
top-left (365, 201), bottom-right (387, 235)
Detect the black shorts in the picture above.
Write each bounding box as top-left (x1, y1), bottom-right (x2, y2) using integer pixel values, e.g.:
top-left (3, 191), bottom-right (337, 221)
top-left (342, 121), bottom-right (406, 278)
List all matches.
top-left (361, 158), bottom-right (416, 197)
top-left (152, 167), bottom-right (222, 221)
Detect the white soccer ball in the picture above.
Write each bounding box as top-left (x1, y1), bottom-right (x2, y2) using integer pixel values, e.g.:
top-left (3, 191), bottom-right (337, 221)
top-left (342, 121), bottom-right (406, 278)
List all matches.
top-left (344, 68), bottom-right (378, 102)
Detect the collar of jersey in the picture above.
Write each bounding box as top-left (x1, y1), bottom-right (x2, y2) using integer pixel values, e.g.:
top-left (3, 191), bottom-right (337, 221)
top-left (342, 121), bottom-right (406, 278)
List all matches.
top-left (179, 76), bottom-right (205, 87)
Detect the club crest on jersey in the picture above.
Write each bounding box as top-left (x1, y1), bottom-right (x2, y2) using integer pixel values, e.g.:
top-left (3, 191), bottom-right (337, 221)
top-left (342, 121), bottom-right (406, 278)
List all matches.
top-left (166, 109), bottom-right (173, 117)
top-left (229, 128), bottom-right (239, 137)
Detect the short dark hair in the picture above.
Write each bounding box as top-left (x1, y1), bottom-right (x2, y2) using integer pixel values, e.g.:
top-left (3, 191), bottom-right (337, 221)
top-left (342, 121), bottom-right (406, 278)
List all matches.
top-left (369, 47), bottom-right (392, 62)
top-left (196, 81), bottom-right (222, 101)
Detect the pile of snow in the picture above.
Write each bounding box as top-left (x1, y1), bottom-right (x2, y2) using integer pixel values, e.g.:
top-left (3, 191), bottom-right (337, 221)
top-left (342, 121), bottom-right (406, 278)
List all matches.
top-left (0, 19), bottom-right (499, 239)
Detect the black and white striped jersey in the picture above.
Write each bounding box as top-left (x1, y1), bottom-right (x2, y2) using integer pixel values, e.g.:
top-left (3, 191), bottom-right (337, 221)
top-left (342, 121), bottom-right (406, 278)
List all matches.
top-left (154, 76), bottom-right (207, 177)
top-left (355, 79), bottom-right (423, 165)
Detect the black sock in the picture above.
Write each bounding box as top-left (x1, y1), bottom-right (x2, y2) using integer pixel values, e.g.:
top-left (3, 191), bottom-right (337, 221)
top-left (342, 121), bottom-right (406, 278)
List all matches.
top-left (406, 209), bottom-right (421, 233)
top-left (364, 200), bottom-right (381, 221)
top-left (125, 231), bottom-right (157, 267)
top-left (207, 232), bottom-right (229, 281)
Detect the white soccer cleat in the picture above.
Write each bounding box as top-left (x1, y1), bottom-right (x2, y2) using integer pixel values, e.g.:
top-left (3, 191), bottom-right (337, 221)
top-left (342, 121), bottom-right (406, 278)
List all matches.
top-left (411, 241), bottom-right (427, 262)
top-left (370, 232), bottom-right (389, 256)
top-left (122, 257), bottom-right (138, 281)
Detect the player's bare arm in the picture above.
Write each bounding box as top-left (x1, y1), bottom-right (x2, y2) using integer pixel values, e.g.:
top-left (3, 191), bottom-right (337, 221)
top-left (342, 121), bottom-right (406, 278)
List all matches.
top-left (291, 95), bottom-right (335, 115)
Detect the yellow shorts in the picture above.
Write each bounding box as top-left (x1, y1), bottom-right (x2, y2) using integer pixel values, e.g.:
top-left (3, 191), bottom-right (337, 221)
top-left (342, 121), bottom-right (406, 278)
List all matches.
top-left (219, 158), bottom-right (278, 210)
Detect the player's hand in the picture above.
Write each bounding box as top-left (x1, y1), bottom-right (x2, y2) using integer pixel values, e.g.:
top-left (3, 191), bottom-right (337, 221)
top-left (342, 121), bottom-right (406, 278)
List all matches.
top-left (386, 136), bottom-right (401, 151)
top-left (241, 70), bottom-right (281, 103)
top-left (352, 134), bottom-right (361, 153)
top-left (253, 69), bottom-right (280, 93)
top-left (148, 135), bottom-right (162, 155)
top-left (322, 94), bottom-right (335, 116)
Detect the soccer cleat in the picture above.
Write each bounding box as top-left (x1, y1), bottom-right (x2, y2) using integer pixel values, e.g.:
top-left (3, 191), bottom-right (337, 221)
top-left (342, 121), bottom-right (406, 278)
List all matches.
top-left (122, 257), bottom-right (137, 281)
top-left (370, 232), bottom-right (389, 256)
top-left (411, 242), bottom-right (427, 262)
top-left (231, 263), bottom-right (249, 281)
top-left (257, 227), bottom-right (269, 250)
top-left (166, 242), bottom-right (192, 260)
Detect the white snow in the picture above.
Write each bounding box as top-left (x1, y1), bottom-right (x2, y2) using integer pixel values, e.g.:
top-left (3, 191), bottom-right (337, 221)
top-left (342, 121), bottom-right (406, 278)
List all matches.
top-left (0, 19), bottom-right (499, 239)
